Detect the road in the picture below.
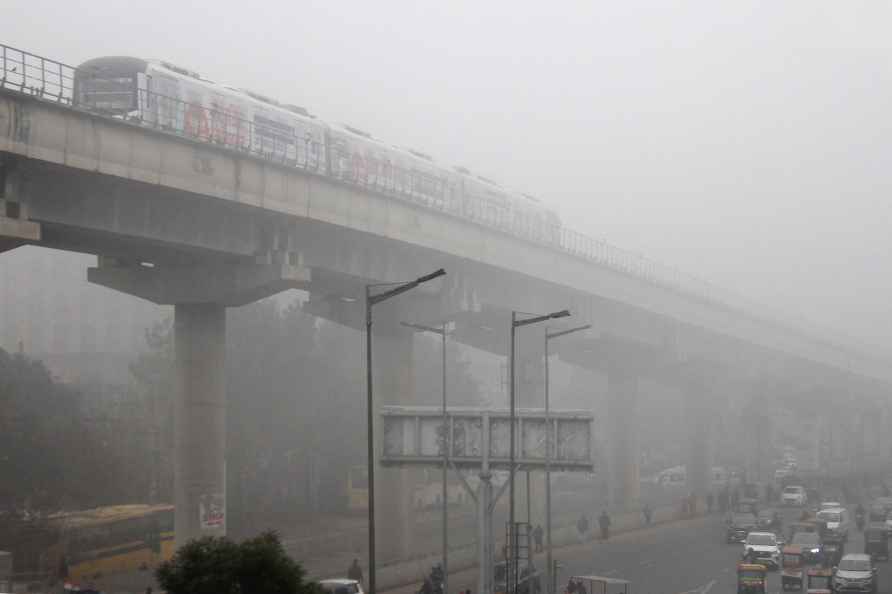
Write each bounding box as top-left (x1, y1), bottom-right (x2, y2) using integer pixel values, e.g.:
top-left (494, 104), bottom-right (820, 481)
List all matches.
top-left (387, 505), bottom-right (892, 594)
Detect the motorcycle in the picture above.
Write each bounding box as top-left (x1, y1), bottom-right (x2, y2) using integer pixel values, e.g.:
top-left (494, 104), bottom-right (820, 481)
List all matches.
top-left (419, 566), bottom-right (444, 594)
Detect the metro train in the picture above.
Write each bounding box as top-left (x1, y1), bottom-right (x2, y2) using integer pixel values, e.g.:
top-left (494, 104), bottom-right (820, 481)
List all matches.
top-left (73, 56), bottom-right (561, 243)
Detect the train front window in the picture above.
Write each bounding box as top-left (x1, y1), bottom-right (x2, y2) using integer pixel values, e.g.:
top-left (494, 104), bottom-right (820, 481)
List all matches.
top-left (78, 75), bottom-right (136, 113)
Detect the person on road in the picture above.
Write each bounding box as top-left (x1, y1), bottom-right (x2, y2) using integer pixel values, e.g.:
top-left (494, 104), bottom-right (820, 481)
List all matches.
top-left (642, 503), bottom-right (652, 526)
top-left (719, 488), bottom-right (729, 513)
top-left (533, 524), bottom-right (543, 552)
top-left (348, 558), bottom-right (364, 585)
top-left (598, 510), bottom-right (611, 541)
top-left (855, 502), bottom-right (866, 530)
top-left (577, 513), bottom-right (589, 542)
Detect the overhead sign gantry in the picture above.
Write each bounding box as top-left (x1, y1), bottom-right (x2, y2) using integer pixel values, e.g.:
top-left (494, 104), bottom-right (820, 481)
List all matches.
top-left (380, 406), bottom-right (595, 594)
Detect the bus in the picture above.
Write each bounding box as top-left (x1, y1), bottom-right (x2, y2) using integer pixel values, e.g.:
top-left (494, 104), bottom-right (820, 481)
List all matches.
top-left (48, 504), bottom-right (174, 583)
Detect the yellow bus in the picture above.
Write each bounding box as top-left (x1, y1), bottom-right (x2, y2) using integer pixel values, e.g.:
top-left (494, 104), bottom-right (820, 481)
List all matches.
top-left (49, 504), bottom-right (174, 582)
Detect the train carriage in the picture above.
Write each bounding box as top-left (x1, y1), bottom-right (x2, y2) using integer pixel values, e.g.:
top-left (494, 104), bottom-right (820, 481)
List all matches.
top-left (74, 53), bottom-right (565, 261)
top-left (74, 57), bottom-right (327, 171)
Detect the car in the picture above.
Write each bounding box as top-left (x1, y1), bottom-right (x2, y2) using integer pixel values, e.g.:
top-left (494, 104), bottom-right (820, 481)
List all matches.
top-left (737, 497), bottom-right (760, 515)
top-left (833, 553), bottom-right (877, 593)
top-left (743, 531), bottom-right (781, 569)
top-left (757, 508), bottom-right (782, 532)
top-left (319, 579), bottom-right (365, 594)
top-left (727, 512), bottom-right (758, 543)
top-left (820, 501), bottom-right (843, 510)
top-left (791, 531), bottom-right (823, 564)
top-left (816, 507), bottom-right (850, 542)
top-left (783, 485), bottom-right (808, 507)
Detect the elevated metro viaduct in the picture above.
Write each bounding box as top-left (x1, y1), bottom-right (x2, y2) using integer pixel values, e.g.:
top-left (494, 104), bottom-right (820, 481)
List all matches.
top-left (1, 81), bottom-right (890, 554)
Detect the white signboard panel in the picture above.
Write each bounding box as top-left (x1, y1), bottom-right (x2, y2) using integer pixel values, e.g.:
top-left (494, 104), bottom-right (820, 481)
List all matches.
top-left (381, 406), bottom-right (594, 471)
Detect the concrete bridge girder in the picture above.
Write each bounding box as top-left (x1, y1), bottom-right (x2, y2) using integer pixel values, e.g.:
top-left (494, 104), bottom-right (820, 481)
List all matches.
top-left (4, 154), bottom-right (863, 394)
top-left (88, 256), bottom-right (312, 306)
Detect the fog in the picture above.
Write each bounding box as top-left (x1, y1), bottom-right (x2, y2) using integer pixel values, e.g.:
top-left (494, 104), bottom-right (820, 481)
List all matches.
top-left (3, 3), bottom-right (892, 591)
top-left (4, 0), bottom-right (892, 347)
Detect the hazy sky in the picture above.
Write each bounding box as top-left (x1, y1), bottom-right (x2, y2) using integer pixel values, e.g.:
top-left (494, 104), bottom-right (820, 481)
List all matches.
top-left (4, 1), bottom-right (891, 348)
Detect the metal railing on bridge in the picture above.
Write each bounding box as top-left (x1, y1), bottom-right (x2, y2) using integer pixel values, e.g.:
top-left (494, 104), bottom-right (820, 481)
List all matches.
top-left (0, 42), bottom-right (839, 345)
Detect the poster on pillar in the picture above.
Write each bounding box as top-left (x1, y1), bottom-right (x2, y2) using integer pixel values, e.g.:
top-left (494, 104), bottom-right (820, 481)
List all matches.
top-left (380, 406), bottom-right (595, 471)
top-left (199, 493), bottom-right (225, 530)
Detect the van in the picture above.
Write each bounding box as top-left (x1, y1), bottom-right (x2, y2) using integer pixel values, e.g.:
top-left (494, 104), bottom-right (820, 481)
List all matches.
top-left (816, 507), bottom-right (850, 542)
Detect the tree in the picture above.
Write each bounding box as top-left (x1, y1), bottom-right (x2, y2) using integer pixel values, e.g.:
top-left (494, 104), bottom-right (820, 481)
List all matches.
top-left (0, 347), bottom-right (120, 510)
top-left (156, 531), bottom-right (319, 594)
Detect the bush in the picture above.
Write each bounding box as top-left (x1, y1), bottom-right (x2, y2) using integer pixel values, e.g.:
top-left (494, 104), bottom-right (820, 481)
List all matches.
top-left (156, 531), bottom-right (318, 594)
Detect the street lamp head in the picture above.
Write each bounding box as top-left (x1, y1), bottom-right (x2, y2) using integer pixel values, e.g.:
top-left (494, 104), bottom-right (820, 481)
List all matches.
top-left (416, 268), bottom-right (446, 284)
top-left (549, 310), bottom-right (571, 319)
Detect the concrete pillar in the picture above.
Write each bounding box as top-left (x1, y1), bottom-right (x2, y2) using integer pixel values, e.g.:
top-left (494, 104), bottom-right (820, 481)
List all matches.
top-left (373, 325), bottom-right (417, 560)
top-left (685, 383), bottom-right (712, 496)
top-left (174, 304), bottom-right (227, 548)
top-left (606, 370), bottom-right (639, 508)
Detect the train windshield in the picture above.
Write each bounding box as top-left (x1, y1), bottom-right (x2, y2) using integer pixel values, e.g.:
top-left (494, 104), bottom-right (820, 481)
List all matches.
top-left (75, 57), bottom-right (145, 114)
top-left (78, 75), bottom-right (136, 113)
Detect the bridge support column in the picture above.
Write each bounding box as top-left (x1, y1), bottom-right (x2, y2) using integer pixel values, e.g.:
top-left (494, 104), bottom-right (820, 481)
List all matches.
top-left (374, 325), bottom-right (417, 560)
top-left (174, 303), bottom-right (227, 547)
top-left (684, 383), bottom-right (712, 497)
top-left (87, 255), bottom-right (310, 548)
top-left (606, 370), bottom-right (639, 508)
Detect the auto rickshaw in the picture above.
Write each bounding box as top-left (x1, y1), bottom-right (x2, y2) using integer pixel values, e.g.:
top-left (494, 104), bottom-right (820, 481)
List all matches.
top-left (737, 563), bottom-right (767, 594)
top-left (781, 546), bottom-right (804, 591)
top-left (804, 567), bottom-right (832, 594)
top-left (565, 575), bottom-right (630, 594)
top-left (821, 541), bottom-right (843, 568)
top-left (787, 521), bottom-right (819, 542)
top-left (865, 523), bottom-right (889, 561)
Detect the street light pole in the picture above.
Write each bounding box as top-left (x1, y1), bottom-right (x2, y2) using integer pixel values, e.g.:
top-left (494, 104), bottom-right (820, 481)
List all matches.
top-left (543, 324), bottom-right (590, 594)
top-left (401, 320), bottom-right (449, 594)
top-left (365, 268), bottom-right (446, 594)
top-left (509, 309), bottom-right (570, 594)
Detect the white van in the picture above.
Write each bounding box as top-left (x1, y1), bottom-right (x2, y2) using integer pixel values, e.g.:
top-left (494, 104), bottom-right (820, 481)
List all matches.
top-left (816, 507), bottom-right (850, 542)
top-left (782, 485), bottom-right (807, 506)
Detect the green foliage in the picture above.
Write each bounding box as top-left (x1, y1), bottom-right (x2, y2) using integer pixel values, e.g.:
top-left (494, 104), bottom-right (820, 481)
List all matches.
top-left (0, 348), bottom-right (120, 510)
top-left (156, 531), bottom-right (319, 594)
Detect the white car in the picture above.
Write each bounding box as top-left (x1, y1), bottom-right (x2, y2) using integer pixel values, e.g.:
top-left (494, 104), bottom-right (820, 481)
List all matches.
top-left (820, 501), bottom-right (843, 510)
top-left (743, 531), bottom-right (780, 569)
top-left (782, 485), bottom-right (807, 506)
top-left (319, 579), bottom-right (365, 594)
top-left (816, 507), bottom-right (850, 542)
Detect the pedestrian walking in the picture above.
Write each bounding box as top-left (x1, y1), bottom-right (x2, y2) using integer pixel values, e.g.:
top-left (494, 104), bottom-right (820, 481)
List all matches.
top-left (532, 524), bottom-right (543, 553)
top-left (576, 513), bottom-right (589, 542)
top-left (642, 503), bottom-right (652, 526)
top-left (598, 510), bottom-right (611, 541)
top-left (348, 558), bottom-right (364, 586)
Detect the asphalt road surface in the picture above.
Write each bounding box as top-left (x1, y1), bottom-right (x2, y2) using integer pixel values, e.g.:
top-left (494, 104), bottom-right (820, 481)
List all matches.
top-left (389, 505), bottom-right (892, 594)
